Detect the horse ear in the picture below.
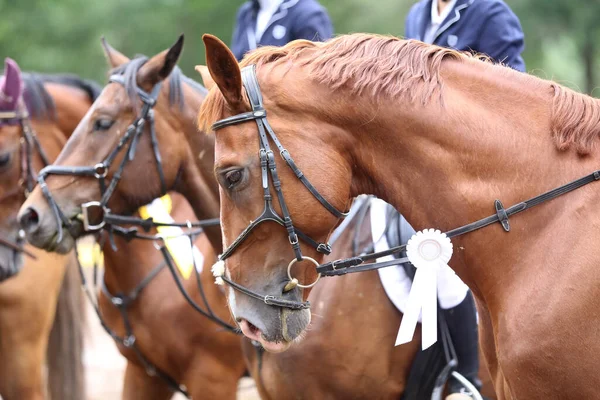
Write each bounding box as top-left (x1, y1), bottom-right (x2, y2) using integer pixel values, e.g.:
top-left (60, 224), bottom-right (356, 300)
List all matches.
top-left (101, 36), bottom-right (130, 68)
top-left (0, 58), bottom-right (23, 110)
top-left (202, 34), bottom-right (243, 109)
top-left (194, 65), bottom-right (215, 90)
top-left (137, 34), bottom-right (184, 91)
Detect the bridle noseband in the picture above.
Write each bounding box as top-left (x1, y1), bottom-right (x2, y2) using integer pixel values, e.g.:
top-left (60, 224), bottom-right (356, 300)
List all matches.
top-left (37, 74), bottom-right (167, 243)
top-left (211, 65), bottom-right (348, 310)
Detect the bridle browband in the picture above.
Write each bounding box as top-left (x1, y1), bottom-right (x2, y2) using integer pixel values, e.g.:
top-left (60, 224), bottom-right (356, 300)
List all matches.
top-left (211, 63), bottom-right (600, 311)
top-left (36, 74), bottom-right (167, 243)
top-left (0, 106), bottom-right (47, 260)
top-left (211, 65), bottom-right (348, 310)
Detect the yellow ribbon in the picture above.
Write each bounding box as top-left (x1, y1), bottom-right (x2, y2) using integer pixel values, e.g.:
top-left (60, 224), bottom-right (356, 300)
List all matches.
top-left (138, 194), bottom-right (197, 280)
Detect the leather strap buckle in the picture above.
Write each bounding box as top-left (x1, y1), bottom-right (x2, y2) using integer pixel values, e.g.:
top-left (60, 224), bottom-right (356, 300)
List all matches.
top-left (495, 199), bottom-right (510, 232)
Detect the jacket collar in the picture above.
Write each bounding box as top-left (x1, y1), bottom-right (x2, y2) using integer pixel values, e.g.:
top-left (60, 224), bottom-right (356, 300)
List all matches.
top-left (417, 0), bottom-right (474, 42)
top-left (432, 0), bottom-right (474, 43)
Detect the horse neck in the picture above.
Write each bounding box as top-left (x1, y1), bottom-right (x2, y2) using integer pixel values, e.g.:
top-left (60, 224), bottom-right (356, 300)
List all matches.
top-left (44, 83), bottom-right (93, 139)
top-left (330, 60), bottom-right (600, 300)
top-left (171, 84), bottom-right (222, 253)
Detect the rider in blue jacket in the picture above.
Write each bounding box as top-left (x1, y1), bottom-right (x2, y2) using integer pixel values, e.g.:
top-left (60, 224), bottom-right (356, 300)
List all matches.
top-left (405, 0), bottom-right (525, 71)
top-left (404, 0), bottom-right (526, 399)
top-left (231, 0), bottom-right (334, 61)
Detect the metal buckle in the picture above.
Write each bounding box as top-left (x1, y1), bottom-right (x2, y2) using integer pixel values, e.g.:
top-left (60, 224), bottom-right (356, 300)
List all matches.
top-left (330, 259), bottom-right (341, 270)
top-left (316, 242), bottom-right (332, 255)
top-left (81, 201), bottom-right (107, 231)
top-left (287, 256), bottom-right (321, 289)
top-left (94, 163), bottom-right (108, 179)
top-left (263, 295), bottom-right (277, 305)
top-left (123, 335), bottom-right (136, 348)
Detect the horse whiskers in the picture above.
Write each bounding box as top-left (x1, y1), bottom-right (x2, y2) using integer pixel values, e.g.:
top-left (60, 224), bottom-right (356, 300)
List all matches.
top-left (309, 312), bottom-right (324, 320)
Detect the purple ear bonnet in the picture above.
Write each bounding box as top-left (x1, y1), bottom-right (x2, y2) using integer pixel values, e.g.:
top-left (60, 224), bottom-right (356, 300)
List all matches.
top-left (0, 58), bottom-right (24, 112)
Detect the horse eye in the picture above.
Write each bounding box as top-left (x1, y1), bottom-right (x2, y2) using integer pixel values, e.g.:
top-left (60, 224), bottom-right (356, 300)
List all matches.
top-left (93, 119), bottom-right (114, 131)
top-left (225, 169), bottom-right (243, 188)
top-left (0, 153), bottom-right (11, 169)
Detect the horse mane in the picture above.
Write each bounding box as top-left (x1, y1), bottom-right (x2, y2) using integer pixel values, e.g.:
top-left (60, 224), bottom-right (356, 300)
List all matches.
top-left (21, 73), bottom-right (56, 120)
top-left (1, 73), bottom-right (103, 121)
top-left (550, 84), bottom-right (600, 154)
top-left (110, 56), bottom-right (207, 112)
top-left (199, 34), bottom-right (486, 131)
top-left (37, 74), bottom-right (103, 102)
top-left (200, 33), bottom-right (600, 155)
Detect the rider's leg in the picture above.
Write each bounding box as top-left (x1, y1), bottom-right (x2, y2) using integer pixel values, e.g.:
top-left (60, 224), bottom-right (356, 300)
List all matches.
top-left (442, 290), bottom-right (482, 394)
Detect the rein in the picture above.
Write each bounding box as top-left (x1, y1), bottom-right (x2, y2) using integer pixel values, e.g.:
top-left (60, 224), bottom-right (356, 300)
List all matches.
top-left (317, 171), bottom-right (600, 276)
top-left (209, 63), bottom-right (600, 310)
top-left (0, 107), bottom-right (48, 260)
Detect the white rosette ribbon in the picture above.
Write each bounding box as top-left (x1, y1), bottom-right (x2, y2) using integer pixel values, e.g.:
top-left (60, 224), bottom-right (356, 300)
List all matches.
top-left (395, 229), bottom-right (453, 350)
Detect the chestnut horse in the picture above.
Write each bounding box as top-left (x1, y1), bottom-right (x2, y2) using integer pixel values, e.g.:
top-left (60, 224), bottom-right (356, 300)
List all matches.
top-left (0, 59), bottom-right (98, 399)
top-left (196, 33), bottom-right (600, 399)
top-left (19, 39), bottom-right (246, 399)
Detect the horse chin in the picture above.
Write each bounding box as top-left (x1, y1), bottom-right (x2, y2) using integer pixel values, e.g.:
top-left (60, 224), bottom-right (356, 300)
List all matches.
top-left (26, 218), bottom-right (82, 254)
top-left (0, 247), bottom-right (24, 282)
top-left (239, 308), bottom-right (311, 353)
top-left (32, 228), bottom-right (76, 254)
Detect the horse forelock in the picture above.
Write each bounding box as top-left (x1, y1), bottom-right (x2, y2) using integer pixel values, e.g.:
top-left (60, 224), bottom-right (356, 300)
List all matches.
top-left (110, 57), bottom-right (206, 113)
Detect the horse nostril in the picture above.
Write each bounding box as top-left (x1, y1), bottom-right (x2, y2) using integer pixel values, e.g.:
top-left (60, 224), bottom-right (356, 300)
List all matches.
top-left (19, 207), bottom-right (40, 234)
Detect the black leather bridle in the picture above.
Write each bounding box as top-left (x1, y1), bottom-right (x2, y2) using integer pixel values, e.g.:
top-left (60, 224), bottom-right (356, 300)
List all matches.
top-left (0, 107), bottom-right (46, 259)
top-left (211, 63), bottom-right (600, 311)
top-left (36, 74), bottom-right (167, 243)
top-left (211, 65), bottom-right (348, 310)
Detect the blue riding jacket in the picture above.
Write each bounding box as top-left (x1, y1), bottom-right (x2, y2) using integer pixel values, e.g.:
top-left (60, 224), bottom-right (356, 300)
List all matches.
top-left (231, 0), bottom-right (334, 61)
top-left (405, 0), bottom-right (526, 71)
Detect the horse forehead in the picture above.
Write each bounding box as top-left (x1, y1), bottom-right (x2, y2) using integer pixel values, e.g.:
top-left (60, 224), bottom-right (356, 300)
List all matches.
top-left (0, 125), bottom-right (20, 148)
top-left (215, 124), bottom-right (259, 151)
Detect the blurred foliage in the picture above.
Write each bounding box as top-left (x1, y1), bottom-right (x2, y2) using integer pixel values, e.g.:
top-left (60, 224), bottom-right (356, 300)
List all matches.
top-left (0, 0), bottom-right (597, 95)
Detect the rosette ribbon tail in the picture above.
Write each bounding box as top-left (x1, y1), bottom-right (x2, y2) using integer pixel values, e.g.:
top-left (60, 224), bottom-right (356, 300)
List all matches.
top-left (395, 261), bottom-right (439, 350)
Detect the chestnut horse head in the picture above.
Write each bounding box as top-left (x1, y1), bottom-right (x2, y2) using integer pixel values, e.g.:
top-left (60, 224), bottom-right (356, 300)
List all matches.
top-left (198, 35), bottom-right (360, 351)
top-left (0, 57), bottom-right (98, 280)
top-left (19, 35), bottom-right (215, 254)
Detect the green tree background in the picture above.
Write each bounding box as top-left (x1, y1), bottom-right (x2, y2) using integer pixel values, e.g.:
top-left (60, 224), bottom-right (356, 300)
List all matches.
top-left (0, 0), bottom-right (598, 95)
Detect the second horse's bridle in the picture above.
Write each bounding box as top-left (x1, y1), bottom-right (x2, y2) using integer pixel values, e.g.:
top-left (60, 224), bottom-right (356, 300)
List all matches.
top-left (36, 73), bottom-right (166, 243)
top-left (0, 106), bottom-right (47, 259)
top-left (211, 65), bottom-right (349, 310)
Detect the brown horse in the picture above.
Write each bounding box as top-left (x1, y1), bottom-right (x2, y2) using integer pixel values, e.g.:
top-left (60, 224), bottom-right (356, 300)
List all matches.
top-left (18, 39), bottom-right (246, 399)
top-left (197, 34), bottom-right (600, 399)
top-left (0, 59), bottom-right (98, 399)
